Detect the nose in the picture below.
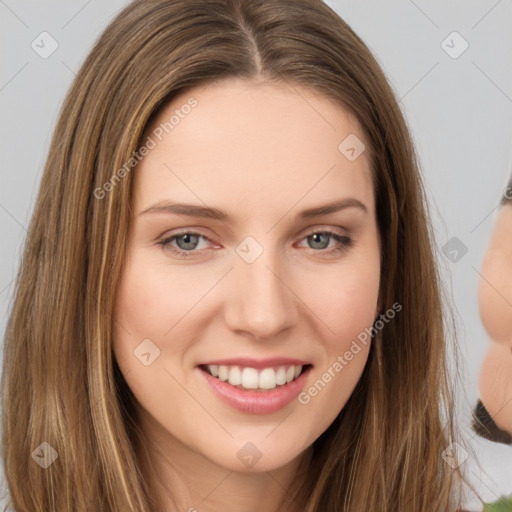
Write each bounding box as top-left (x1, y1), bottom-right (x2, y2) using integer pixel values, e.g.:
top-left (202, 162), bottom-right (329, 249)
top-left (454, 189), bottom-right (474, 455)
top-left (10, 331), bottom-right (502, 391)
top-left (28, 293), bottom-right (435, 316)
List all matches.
top-left (223, 249), bottom-right (300, 340)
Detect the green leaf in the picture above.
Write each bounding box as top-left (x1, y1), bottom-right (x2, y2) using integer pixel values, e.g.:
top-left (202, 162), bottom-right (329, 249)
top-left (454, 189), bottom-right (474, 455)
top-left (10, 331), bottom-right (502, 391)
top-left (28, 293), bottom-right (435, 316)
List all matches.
top-left (484, 494), bottom-right (512, 512)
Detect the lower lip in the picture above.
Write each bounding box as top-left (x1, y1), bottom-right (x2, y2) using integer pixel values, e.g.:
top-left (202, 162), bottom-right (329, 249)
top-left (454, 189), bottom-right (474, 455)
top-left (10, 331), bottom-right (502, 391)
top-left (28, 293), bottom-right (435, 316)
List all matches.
top-left (197, 366), bottom-right (312, 415)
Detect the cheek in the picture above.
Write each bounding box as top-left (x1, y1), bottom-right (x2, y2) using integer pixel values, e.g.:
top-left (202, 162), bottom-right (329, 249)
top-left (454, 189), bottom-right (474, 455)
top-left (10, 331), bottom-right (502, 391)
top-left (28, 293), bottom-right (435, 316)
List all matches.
top-left (112, 257), bottom-right (180, 372)
top-left (300, 255), bottom-right (380, 346)
top-left (294, 262), bottom-right (379, 432)
top-left (111, 260), bottom-right (198, 423)
top-left (113, 256), bottom-right (203, 343)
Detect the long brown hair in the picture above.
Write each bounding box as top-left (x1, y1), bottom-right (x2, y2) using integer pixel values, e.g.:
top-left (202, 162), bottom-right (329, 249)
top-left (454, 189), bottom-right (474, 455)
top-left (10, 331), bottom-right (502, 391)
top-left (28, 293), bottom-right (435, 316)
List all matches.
top-left (2, 0), bottom-right (479, 510)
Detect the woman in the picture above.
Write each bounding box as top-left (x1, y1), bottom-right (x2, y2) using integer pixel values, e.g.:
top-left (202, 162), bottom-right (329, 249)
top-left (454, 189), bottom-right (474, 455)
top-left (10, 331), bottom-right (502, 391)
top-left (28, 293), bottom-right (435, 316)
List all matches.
top-left (473, 173), bottom-right (512, 444)
top-left (1, 0), bottom-right (478, 510)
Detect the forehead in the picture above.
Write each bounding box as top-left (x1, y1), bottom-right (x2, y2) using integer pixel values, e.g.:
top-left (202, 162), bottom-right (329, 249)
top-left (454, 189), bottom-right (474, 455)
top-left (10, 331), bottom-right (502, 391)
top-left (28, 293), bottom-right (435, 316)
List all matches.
top-left (133, 79), bottom-right (374, 221)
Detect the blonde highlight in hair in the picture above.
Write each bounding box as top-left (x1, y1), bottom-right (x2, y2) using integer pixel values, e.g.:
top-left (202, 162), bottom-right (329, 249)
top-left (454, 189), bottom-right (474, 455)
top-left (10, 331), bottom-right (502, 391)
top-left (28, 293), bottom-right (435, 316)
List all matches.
top-left (2, 0), bottom-right (479, 510)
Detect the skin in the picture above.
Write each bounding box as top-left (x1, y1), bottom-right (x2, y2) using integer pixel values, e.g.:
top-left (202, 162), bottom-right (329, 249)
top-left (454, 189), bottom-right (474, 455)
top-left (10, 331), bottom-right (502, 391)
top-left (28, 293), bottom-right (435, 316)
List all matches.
top-left (113, 78), bottom-right (381, 512)
top-left (478, 203), bottom-right (512, 435)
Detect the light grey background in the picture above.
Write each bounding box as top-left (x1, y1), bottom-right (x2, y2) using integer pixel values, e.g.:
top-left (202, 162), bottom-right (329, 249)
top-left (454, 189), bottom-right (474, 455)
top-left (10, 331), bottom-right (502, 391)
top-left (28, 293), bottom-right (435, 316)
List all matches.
top-left (1, 0), bottom-right (511, 509)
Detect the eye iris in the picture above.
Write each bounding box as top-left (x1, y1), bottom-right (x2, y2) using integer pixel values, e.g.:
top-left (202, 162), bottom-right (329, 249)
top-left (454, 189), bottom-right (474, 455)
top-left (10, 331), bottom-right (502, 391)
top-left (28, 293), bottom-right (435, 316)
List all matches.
top-left (309, 233), bottom-right (329, 250)
top-left (177, 234), bottom-right (199, 250)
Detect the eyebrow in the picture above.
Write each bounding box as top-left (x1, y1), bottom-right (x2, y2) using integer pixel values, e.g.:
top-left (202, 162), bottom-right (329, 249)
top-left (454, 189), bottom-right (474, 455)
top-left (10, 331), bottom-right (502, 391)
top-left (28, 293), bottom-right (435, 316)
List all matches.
top-left (138, 198), bottom-right (367, 221)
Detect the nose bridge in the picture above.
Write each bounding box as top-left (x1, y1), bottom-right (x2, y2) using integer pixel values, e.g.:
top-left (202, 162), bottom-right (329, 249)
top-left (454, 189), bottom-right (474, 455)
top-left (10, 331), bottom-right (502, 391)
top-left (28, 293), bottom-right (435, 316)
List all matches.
top-left (225, 237), bottom-right (298, 338)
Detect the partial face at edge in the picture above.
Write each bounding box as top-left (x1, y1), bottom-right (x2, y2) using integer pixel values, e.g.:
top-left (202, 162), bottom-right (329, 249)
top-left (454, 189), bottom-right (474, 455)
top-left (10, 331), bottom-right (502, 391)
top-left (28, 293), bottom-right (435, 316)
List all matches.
top-left (112, 78), bottom-right (381, 473)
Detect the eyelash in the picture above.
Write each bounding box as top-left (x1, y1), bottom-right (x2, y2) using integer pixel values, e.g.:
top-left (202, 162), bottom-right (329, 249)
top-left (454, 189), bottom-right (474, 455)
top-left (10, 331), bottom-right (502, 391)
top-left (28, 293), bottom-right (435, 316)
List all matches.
top-left (157, 229), bottom-right (353, 259)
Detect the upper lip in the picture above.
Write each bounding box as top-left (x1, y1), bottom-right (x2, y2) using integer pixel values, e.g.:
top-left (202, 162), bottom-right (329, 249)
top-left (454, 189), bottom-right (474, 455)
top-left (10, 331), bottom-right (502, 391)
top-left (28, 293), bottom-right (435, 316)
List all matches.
top-left (197, 357), bottom-right (312, 369)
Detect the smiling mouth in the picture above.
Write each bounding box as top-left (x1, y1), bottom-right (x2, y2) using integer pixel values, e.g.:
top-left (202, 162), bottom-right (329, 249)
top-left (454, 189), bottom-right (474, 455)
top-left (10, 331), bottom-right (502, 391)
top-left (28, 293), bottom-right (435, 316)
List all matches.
top-left (199, 363), bottom-right (313, 391)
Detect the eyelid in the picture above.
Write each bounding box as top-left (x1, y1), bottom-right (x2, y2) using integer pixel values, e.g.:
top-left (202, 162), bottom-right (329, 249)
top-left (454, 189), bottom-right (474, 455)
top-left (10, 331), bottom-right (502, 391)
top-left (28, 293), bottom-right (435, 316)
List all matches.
top-left (301, 225), bottom-right (349, 237)
top-left (158, 225), bottom-right (349, 242)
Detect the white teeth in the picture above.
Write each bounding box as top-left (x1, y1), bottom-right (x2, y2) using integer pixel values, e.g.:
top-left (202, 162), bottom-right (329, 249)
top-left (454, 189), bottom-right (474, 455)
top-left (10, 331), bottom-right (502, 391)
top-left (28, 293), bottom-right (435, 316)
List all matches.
top-left (218, 365), bottom-right (228, 381)
top-left (275, 366), bottom-right (287, 385)
top-left (205, 364), bottom-right (305, 390)
top-left (241, 367), bottom-right (259, 389)
top-left (259, 368), bottom-right (277, 389)
top-left (228, 366), bottom-right (242, 386)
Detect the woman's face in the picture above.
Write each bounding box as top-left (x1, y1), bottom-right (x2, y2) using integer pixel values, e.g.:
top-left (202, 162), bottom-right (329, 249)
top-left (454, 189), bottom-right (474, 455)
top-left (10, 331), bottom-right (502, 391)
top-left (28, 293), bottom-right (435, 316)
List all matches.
top-left (113, 78), bottom-right (381, 474)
